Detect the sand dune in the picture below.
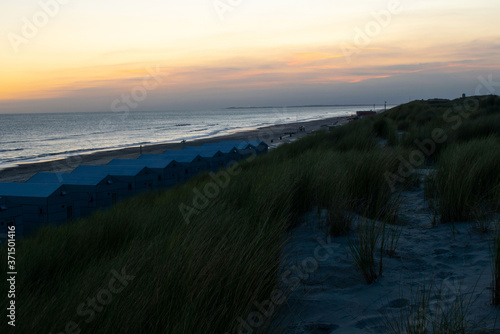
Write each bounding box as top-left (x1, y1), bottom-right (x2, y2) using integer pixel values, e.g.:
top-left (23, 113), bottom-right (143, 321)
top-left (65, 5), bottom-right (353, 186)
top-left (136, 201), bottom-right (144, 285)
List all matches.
top-left (275, 179), bottom-right (500, 333)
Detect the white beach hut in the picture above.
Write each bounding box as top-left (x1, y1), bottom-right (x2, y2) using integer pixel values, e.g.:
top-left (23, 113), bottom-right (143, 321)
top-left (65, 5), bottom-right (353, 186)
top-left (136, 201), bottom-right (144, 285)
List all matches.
top-left (0, 183), bottom-right (87, 237)
top-left (26, 172), bottom-right (129, 216)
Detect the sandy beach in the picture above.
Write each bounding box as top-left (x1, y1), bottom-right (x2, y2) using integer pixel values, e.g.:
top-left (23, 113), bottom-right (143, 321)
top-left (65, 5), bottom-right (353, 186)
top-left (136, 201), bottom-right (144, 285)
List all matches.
top-left (0, 116), bottom-right (349, 183)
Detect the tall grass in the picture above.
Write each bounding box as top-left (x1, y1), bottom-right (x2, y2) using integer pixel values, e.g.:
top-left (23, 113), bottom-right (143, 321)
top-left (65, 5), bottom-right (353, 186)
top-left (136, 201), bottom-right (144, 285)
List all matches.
top-left (5, 96), bottom-right (497, 332)
top-left (0, 180), bottom-right (291, 333)
top-left (373, 117), bottom-right (399, 146)
top-left (492, 225), bottom-right (500, 306)
top-left (383, 283), bottom-right (433, 334)
top-left (384, 95), bottom-right (500, 162)
top-left (383, 281), bottom-right (480, 334)
top-left (436, 136), bottom-right (500, 222)
top-left (456, 113), bottom-right (500, 141)
top-left (384, 224), bottom-right (402, 258)
top-left (432, 289), bottom-right (477, 334)
top-left (326, 197), bottom-right (354, 237)
top-left (327, 119), bottom-right (377, 152)
top-left (348, 219), bottom-right (384, 284)
top-left (0, 123), bottom-right (402, 333)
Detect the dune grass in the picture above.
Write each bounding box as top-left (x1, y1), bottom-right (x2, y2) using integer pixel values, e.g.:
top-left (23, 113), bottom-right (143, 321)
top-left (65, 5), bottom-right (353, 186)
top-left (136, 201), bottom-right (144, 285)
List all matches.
top-left (435, 136), bottom-right (500, 222)
top-left (0, 124), bottom-right (402, 333)
top-left (456, 113), bottom-right (500, 142)
top-left (1, 185), bottom-right (291, 333)
top-left (383, 95), bottom-right (500, 163)
top-left (383, 283), bottom-right (433, 334)
top-left (326, 198), bottom-right (354, 237)
top-left (2, 95), bottom-right (499, 332)
top-left (383, 281), bottom-right (479, 334)
top-left (492, 225), bottom-right (500, 306)
top-left (348, 218), bottom-right (385, 284)
top-left (384, 224), bottom-right (402, 258)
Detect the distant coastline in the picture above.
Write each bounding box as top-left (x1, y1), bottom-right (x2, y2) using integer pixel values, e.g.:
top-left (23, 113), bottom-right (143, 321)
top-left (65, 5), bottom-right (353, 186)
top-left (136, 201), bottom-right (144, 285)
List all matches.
top-left (0, 115), bottom-right (349, 183)
top-left (225, 104), bottom-right (382, 110)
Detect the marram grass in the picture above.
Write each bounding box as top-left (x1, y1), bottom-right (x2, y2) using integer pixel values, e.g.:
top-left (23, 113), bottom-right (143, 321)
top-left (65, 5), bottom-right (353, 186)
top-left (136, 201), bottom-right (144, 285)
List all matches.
top-left (2, 95), bottom-right (499, 333)
top-left (0, 129), bottom-right (400, 333)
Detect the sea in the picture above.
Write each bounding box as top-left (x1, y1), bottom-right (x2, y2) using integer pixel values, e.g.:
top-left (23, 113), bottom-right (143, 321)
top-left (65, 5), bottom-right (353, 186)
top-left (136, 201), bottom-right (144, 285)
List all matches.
top-left (0, 105), bottom-right (384, 170)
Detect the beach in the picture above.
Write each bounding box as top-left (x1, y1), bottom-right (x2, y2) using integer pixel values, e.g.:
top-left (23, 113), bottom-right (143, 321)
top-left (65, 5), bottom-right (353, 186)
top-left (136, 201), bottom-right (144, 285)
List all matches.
top-left (0, 116), bottom-right (349, 183)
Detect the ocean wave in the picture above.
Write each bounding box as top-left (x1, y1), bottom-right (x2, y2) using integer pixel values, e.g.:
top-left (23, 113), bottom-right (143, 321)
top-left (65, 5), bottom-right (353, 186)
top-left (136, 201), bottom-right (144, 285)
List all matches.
top-left (2, 141), bottom-right (155, 164)
top-left (0, 148), bottom-right (24, 153)
top-left (190, 128), bottom-right (209, 133)
top-left (0, 140), bottom-right (31, 145)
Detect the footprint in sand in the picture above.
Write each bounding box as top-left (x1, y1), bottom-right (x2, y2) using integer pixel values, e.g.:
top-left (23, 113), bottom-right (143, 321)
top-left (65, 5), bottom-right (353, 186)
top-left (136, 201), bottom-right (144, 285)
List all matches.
top-left (304, 323), bottom-right (340, 333)
top-left (386, 298), bottom-right (410, 309)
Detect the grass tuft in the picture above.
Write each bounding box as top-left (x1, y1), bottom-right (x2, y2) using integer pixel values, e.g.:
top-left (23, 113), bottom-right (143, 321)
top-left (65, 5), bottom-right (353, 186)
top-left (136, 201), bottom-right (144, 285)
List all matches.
top-left (492, 224), bottom-right (500, 306)
top-left (348, 218), bottom-right (384, 284)
top-left (436, 136), bottom-right (500, 223)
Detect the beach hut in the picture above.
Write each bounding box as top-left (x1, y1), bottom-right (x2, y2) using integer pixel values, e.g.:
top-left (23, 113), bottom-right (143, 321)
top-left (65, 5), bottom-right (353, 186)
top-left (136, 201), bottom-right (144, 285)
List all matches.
top-left (107, 159), bottom-right (177, 187)
top-left (0, 196), bottom-right (23, 241)
top-left (202, 140), bottom-right (268, 158)
top-left (140, 152), bottom-right (212, 180)
top-left (71, 165), bottom-right (161, 195)
top-left (205, 140), bottom-right (266, 150)
top-left (200, 141), bottom-right (245, 152)
top-left (164, 159), bottom-right (190, 185)
top-left (0, 183), bottom-right (87, 237)
top-left (248, 141), bottom-right (269, 154)
top-left (26, 172), bottom-right (129, 216)
top-left (188, 154), bottom-right (215, 174)
top-left (178, 147), bottom-right (230, 171)
top-left (197, 142), bottom-right (245, 161)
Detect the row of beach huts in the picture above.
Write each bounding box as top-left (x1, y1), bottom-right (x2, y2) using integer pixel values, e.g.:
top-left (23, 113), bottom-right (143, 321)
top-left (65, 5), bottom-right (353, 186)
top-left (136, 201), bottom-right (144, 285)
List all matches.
top-left (0, 140), bottom-right (268, 240)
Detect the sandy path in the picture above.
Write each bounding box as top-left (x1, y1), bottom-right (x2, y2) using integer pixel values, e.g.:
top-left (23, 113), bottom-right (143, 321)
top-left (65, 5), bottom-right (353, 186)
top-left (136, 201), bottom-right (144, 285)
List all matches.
top-left (272, 177), bottom-right (500, 333)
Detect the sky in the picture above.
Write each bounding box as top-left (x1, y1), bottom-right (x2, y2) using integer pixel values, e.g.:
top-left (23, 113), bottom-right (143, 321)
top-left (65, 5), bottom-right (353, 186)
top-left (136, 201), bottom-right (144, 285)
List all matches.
top-left (0, 0), bottom-right (499, 113)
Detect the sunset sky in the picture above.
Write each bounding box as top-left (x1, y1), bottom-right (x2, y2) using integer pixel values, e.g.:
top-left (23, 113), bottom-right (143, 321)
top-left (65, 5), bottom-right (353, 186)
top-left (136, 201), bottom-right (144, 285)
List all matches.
top-left (0, 0), bottom-right (499, 113)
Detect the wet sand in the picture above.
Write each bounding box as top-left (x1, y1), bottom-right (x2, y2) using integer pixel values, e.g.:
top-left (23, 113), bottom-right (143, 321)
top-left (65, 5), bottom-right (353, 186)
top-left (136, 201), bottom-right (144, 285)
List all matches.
top-left (0, 116), bottom-right (349, 183)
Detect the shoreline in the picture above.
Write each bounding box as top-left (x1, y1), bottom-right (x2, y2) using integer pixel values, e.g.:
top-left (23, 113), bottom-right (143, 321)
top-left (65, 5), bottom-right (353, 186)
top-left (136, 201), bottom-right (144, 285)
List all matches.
top-left (0, 115), bottom-right (349, 183)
